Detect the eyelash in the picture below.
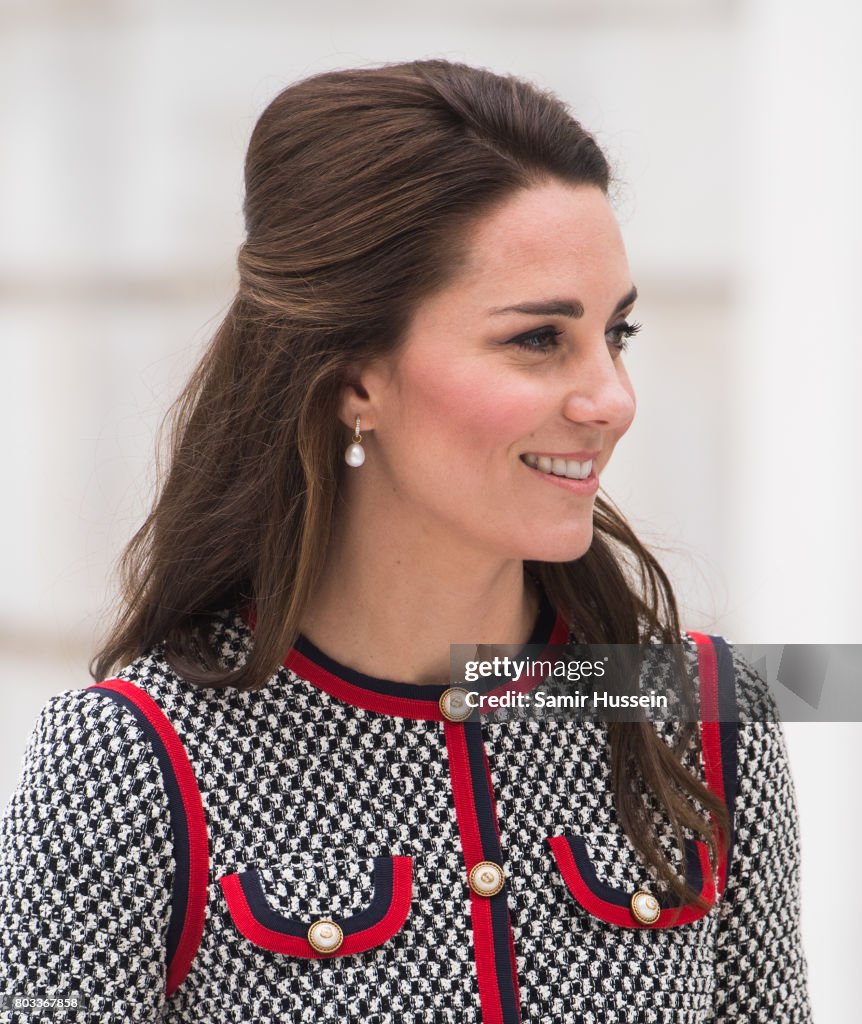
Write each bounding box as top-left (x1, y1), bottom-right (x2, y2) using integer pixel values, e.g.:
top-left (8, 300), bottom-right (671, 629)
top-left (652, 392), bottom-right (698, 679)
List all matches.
top-left (508, 321), bottom-right (643, 354)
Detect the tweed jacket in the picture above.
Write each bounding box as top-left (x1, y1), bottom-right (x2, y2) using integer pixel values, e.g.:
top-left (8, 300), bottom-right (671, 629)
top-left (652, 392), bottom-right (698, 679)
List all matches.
top-left (0, 589), bottom-right (813, 1022)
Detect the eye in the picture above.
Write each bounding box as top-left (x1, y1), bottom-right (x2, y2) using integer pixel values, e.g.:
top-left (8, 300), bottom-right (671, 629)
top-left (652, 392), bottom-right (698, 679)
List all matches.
top-left (506, 327), bottom-right (564, 353)
top-left (607, 320), bottom-right (642, 354)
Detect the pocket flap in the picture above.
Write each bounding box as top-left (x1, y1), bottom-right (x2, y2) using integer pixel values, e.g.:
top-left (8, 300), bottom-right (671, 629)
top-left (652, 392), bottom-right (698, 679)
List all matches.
top-left (219, 853), bottom-right (413, 957)
top-left (546, 833), bottom-right (715, 929)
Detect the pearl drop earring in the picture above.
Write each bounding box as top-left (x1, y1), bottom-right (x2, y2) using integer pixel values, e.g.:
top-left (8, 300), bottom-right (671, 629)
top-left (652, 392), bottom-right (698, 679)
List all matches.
top-left (344, 416), bottom-right (366, 467)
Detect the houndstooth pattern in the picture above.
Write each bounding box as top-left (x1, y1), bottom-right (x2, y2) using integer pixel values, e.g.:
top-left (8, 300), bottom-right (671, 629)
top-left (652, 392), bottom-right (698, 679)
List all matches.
top-left (0, 689), bottom-right (175, 1021)
top-left (0, 611), bottom-right (813, 1022)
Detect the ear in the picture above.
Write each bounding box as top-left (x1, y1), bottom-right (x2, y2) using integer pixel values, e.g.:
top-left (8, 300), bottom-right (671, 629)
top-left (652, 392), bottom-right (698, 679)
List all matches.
top-left (336, 357), bottom-right (394, 432)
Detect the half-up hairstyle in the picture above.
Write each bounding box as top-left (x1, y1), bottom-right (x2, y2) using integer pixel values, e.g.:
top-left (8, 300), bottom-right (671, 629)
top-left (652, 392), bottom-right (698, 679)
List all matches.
top-left (91, 59), bottom-right (730, 910)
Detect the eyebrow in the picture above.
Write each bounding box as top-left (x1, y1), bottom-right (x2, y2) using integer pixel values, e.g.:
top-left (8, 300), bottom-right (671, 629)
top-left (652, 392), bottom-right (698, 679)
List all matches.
top-left (488, 285), bottom-right (638, 319)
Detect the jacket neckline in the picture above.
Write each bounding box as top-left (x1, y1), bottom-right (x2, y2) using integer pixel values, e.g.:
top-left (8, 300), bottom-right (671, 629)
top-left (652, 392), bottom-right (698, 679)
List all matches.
top-left (259, 586), bottom-right (571, 720)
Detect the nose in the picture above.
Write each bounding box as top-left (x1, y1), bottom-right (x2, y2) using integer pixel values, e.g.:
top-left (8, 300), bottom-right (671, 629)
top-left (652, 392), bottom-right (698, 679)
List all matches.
top-left (560, 343), bottom-right (636, 430)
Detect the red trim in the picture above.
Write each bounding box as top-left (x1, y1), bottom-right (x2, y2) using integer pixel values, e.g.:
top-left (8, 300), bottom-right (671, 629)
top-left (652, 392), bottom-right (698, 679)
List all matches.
top-left (687, 632), bottom-right (730, 897)
top-left (544, 632), bottom-right (735, 929)
top-left (218, 857), bottom-right (412, 957)
top-left (546, 835), bottom-right (716, 929)
top-left (445, 723), bottom-right (507, 1024)
top-left (284, 648), bottom-right (449, 720)
top-left (88, 679), bottom-right (210, 996)
top-left (242, 599), bottom-right (573, 721)
top-left (689, 633), bottom-right (725, 791)
top-left (469, 895), bottom-right (506, 1024)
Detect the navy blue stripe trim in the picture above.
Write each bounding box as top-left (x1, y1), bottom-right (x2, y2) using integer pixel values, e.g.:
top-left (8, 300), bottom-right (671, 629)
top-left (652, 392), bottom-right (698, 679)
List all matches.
top-left (464, 722), bottom-right (503, 859)
top-left (568, 834), bottom-right (704, 910)
top-left (291, 586), bottom-right (557, 700)
top-left (569, 834), bottom-right (631, 909)
top-left (679, 836), bottom-right (706, 907)
top-left (710, 635), bottom-right (739, 878)
top-left (463, 722), bottom-right (520, 1024)
top-left (238, 856), bottom-right (396, 935)
top-left (89, 687), bottom-right (189, 967)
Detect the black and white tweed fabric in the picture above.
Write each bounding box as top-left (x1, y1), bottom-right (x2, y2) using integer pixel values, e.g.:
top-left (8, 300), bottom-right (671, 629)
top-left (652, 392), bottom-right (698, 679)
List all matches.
top-left (0, 596), bottom-right (813, 1023)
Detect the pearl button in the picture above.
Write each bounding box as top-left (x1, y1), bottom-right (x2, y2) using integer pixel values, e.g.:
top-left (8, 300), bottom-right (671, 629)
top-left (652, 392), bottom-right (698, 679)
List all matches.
top-left (307, 918), bottom-right (344, 953)
top-left (630, 889), bottom-right (661, 925)
top-left (439, 687), bottom-right (473, 722)
top-left (469, 860), bottom-right (505, 897)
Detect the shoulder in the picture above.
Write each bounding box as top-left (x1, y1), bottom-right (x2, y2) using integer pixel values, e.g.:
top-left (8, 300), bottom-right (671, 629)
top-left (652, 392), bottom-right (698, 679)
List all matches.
top-left (90, 606), bottom-right (257, 709)
top-left (0, 692), bottom-right (177, 1020)
top-left (678, 635), bottom-right (798, 812)
top-left (13, 685), bottom-right (169, 792)
top-left (22, 685), bottom-right (152, 751)
top-left (677, 632), bottom-right (781, 725)
top-left (1, 686), bottom-right (175, 878)
top-left (640, 634), bottom-right (788, 804)
top-left (11, 605), bottom-right (251, 798)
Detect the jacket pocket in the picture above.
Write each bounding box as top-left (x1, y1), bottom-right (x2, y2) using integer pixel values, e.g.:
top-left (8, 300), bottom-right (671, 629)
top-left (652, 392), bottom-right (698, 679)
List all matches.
top-left (218, 850), bottom-right (413, 957)
top-left (545, 831), bottom-right (716, 929)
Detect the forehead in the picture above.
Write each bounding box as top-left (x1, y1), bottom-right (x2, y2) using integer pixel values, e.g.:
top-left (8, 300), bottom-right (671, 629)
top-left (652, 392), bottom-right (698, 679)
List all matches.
top-left (457, 181), bottom-right (629, 299)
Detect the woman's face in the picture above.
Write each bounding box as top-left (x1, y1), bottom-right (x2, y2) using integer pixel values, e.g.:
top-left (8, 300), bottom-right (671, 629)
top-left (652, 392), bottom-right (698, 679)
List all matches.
top-left (352, 180), bottom-right (638, 564)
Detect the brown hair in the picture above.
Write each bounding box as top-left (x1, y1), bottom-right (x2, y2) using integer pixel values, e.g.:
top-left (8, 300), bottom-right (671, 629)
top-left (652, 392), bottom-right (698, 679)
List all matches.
top-left (91, 59), bottom-right (729, 910)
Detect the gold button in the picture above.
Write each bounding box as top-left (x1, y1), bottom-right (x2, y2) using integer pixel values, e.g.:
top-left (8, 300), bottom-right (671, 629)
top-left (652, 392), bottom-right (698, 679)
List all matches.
top-left (307, 918), bottom-right (343, 953)
top-left (439, 687), bottom-right (473, 722)
top-left (469, 860), bottom-right (505, 897)
top-left (630, 889), bottom-right (661, 925)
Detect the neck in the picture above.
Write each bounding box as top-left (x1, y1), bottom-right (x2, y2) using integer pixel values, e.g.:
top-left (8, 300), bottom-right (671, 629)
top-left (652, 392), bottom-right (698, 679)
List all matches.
top-left (298, 506), bottom-right (541, 686)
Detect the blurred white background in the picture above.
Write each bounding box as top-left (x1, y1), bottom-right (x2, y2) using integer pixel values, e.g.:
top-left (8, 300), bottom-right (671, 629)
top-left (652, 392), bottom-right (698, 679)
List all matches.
top-left (1, 0), bottom-right (859, 1019)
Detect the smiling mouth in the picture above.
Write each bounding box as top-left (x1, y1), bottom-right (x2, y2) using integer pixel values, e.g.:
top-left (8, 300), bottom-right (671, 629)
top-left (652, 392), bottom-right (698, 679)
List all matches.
top-left (519, 453), bottom-right (594, 481)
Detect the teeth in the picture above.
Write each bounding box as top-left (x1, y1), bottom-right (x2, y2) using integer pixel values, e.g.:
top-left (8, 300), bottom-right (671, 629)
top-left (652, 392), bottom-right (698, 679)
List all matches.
top-left (566, 459), bottom-right (591, 479)
top-left (521, 454), bottom-right (593, 480)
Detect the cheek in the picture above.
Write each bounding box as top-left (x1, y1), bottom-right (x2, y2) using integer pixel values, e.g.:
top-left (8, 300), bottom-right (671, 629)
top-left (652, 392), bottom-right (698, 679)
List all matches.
top-left (396, 361), bottom-right (534, 451)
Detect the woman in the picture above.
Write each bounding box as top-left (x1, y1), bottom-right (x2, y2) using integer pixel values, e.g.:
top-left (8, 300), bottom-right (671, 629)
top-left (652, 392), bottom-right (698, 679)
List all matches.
top-left (0, 60), bottom-right (811, 1022)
